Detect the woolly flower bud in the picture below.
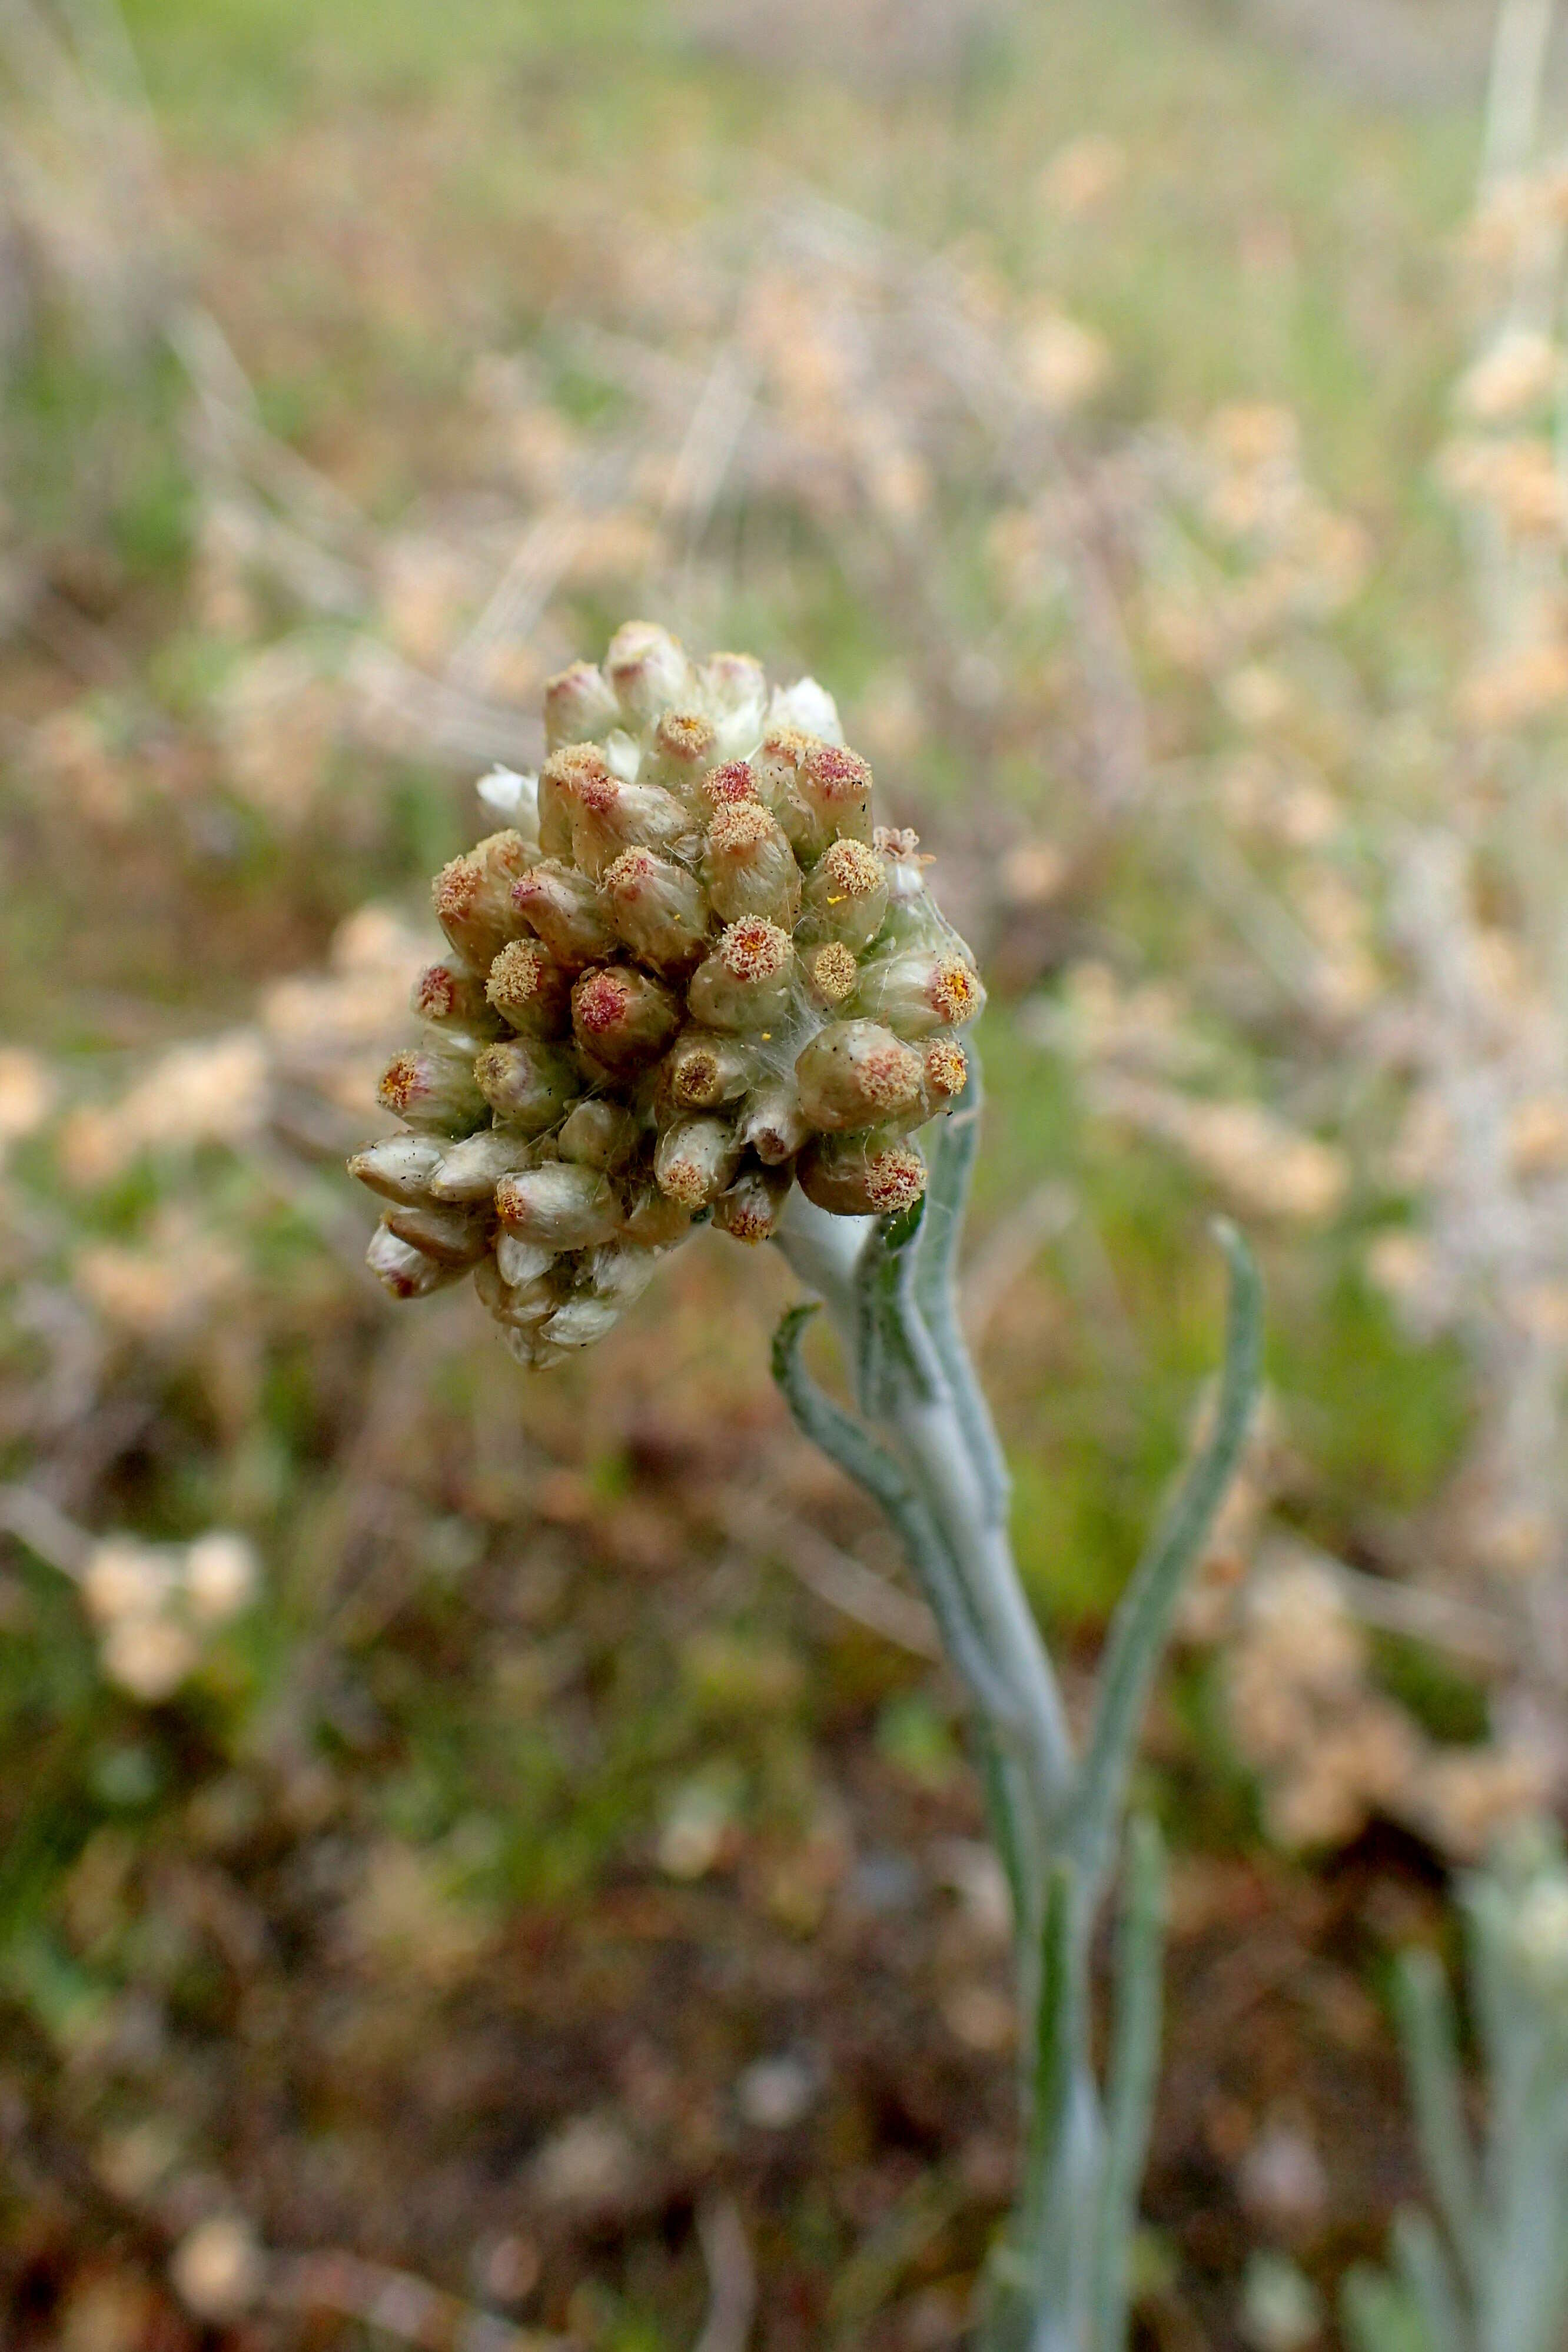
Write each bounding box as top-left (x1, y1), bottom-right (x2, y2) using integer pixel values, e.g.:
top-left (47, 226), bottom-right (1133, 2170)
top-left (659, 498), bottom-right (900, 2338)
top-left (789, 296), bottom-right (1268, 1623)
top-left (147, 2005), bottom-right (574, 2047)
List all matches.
top-left (544, 659), bottom-right (620, 750)
top-left (351, 627), bottom-right (988, 1358)
top-left (688, 919), bottom-right (794, 1031)
top-left (430, 1126), bottom-right (537, 1200)
top-left (413, 962), bottom-right (500, 1032)
top-left (570, 768), bottom-right (693, 880)
top-left (795, 1021), bottom-right (925, 1133)
top-left (511, 859), bottom-right (618, 972)
top-left (486, 941), bottom-right (572, 1038)
top-left (348, 1134), bottom-right (447, 1205)
top-left (799, 837), bottom-right (889, 951)
top-left (799, 1130), bottom-right (928, 1217)
top-left (656, 1115), bottom-right (742, 1209)
top-left (383, 1198), bottom-right (493, 1267)
top-left (377, 1035), bottom-right (487, 1134)
top-left (852, 944), bottom-right (986, 1037)
top-left (607, 620), bottom-right (696, 723)
top-left (571, 964), bottom-right (682, 1072)
top-left (713, 1161), bottom-right (790, 1244)
top-left (661, 1027), bottom-right (753, 1112)
top-left (473, 1040), bottom-right (580, 1132)
top-left (433, 830), bottom-right (535, 968)
top-left (699, 652), bottom-right (768, 757)
top-left (367, 1221), bottom-right (468, 1297)
top-left (559, 1098), bottom-right (641, 1170)
top-left (649, 709), bottom-right (719, 792)
top-left (496, 1162), bottom-right (622, 1250)
top-left (603, 847), bottom-right (711, 973)
top-left (703, 799), bottom-right (802, 928)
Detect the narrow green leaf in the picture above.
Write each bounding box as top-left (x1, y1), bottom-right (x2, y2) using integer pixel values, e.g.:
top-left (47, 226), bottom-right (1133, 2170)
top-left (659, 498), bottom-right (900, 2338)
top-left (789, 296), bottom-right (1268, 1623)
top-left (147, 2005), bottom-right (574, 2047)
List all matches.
top-left (1070, 1221), bottom-right (1263, 1896)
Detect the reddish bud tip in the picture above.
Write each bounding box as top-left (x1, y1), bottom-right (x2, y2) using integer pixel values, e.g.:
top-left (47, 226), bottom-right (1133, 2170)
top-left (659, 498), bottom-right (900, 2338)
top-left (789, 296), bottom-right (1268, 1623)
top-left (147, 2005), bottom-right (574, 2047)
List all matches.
top-left (702, 759), bottom-right (759, 809)
top-left (573, 968), bottom-right (632, 1037)
top-left (803, 742), bottom-right (872, 803)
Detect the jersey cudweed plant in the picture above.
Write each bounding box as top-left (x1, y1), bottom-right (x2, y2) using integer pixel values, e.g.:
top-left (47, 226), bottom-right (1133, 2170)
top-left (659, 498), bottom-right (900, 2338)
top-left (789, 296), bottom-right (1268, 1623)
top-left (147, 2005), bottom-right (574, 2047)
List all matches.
top-left (351, 623), bottom-right (1263, 2352)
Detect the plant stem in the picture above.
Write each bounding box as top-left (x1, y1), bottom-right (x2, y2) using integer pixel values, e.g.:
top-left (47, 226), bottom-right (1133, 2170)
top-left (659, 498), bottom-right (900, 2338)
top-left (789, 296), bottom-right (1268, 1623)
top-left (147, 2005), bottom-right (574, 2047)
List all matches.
top-left (771, 1055), bottom-right (1262, 2352)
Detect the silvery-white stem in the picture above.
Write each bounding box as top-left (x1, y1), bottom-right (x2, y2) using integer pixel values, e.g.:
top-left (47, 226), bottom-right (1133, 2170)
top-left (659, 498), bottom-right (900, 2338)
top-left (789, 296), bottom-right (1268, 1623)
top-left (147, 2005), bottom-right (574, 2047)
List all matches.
top-left (769, 1072), bottom-right (1261, 2352)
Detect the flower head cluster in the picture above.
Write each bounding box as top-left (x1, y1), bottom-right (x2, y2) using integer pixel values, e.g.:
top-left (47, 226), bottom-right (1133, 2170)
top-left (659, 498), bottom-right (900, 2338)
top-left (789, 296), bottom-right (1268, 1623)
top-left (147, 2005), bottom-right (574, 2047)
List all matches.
top-left (352, 624), bottom-right (985, 1367)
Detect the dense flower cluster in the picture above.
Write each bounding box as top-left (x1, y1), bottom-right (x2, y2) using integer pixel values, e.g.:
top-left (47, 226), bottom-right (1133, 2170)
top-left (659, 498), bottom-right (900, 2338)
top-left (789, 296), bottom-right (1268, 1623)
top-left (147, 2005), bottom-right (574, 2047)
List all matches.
top-left (351, 624), bottom-right (985, 1366)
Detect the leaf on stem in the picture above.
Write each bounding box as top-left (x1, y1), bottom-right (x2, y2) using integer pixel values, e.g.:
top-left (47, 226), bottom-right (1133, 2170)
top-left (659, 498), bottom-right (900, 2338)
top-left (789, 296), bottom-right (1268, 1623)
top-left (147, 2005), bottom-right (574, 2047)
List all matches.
top-left (1069, 1220), bottom-right (1264, 1896)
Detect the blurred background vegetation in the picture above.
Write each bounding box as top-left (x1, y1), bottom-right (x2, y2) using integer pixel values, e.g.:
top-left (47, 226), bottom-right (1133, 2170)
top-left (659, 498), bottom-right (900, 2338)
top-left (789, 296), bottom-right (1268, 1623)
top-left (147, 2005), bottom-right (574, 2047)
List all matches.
top-left (6, 0), bottom-right (1568, 2345)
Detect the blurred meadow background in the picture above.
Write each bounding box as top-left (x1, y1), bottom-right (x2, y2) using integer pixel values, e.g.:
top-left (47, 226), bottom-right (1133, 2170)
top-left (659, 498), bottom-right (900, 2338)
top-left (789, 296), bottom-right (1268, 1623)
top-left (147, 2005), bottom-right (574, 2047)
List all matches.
top-left (8, 0), bottom-right (1568, 2343)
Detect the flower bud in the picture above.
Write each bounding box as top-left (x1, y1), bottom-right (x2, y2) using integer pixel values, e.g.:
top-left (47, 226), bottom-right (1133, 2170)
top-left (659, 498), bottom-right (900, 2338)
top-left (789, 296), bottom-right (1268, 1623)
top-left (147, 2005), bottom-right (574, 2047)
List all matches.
top-left (544, 659), bottom-right (620, 750)
top-left (473, 1040), bottom-right (582, 1131)
top-left (432, 830), bottom-right (536, 967)
top-left (485, 941), bottom-right (573, 1038)
top-left (583, 1242), bottom-right (662, 1309)
top-left (476, 766), bottom-right (541, 844)
top-left (540, 1295), bottom-right (622, 1353)
top-left (655, 1115), bottom-right (742, 1209)
top-left (699, 652), bottom-right (768, 756)
top-left (558, 1098), bottom-right (642, 1170)
top-left (851, 945), bottom-right (985, 1036)
top-left (873, 826), bottom-right (950, 948)
top-left (474, 1250), bottom-right (558, 1330)
top-left (383, 1199), bottom-right (494, 1267)
top-left (571, 965), bottom-right (682, 1072)
top-left (921, 1037), bottom-right (969, 1114)
top-left (769, 675), bottom-right (843, 742)
top-left (602, 846), bottom-right (712, 972)
top-left (511, 859), bottom-right (618, 972)
top-left (570, 767), bottom-right (695, 880)
top-left (413, 962), bottom-right (501, 1032)
top-left (429, 1126), bottom-right (538, 1201)
top-left (687, 919), bottom-right (795, 1032)
top-left (702, 800), bottom-right (802, 928)
top-left (798, 836), bottom-right (889, 951)
top-left (699, 758), bottom-right (762, 817)
top-left (660, 1026), bottom-right (753, 1112)
top-left (367, 1221), bottom-right (468, 1298)
top-left (495, 1162), bottom-right (622, 1250)
top-left (736, 1079), bottom-right (811, 1165)
top-left (495, 1234), bottom-right (556, 1288)
top-left (377, 1036), bottom-right (488, 1134)
top-left (648, 709), bottom-right (718, 795)
top-left (713, 1160), bottom-right (790, 1244)
top-left (539, 743), bottom-right (609, 857)
top-left (794, 1021), bottom-right (925, 1133)
top-left (622, 1181), bottom-right (696, 1250)
top-left (802, 941), bottom-right (859, 1008)
top-left (606, 619), bottom-right (696, 722)
top-left (758, 730), bottom-right (873, 861)
top-left (348, 1134), bottom-right (447, 1205)
top-left (798, 1131), bottom-right (928, 1218)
